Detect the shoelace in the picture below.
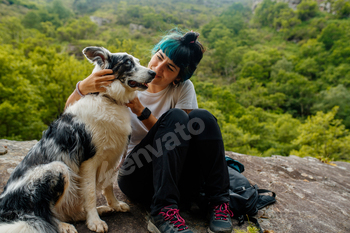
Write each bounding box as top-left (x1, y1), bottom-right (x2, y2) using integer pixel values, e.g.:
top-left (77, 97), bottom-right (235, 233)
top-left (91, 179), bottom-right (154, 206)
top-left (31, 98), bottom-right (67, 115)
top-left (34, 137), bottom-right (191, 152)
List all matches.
top-left (213, 202), bottom-right (234, 221)
top-left (159, 206), bottom-right (188, 231)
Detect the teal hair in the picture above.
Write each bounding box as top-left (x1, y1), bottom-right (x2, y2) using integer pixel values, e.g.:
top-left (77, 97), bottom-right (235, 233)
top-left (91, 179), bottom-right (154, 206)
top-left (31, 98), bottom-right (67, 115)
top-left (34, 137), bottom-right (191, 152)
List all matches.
top-left (151, 29), bottom-right (204, 82)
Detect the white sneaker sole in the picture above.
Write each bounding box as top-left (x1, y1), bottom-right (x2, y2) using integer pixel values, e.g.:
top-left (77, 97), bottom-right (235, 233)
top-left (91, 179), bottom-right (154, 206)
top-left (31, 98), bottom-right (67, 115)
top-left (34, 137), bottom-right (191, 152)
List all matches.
top-left (207, 227), bottom-right (214, 233)
top-left (147, 220), bottom-right (161, 233)
top-left (207, 227), bottom-right (233, 233)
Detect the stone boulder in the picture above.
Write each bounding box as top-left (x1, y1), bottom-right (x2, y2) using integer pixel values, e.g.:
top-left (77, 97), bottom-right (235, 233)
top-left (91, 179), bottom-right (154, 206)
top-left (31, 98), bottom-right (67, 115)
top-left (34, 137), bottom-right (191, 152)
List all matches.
top-left (252, 0), bottom-right (303, 10)
top-left (90, 16), bottom-right (111, 27)
top-left (0, 139), bottom-right (349, 233)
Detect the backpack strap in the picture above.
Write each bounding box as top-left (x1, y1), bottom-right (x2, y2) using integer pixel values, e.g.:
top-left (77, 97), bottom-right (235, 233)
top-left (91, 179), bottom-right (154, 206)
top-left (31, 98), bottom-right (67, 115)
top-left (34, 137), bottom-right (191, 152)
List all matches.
top-left (225, 156), bottom-right (245, 173)
top-left (258, 189), bottom-right (276, 196)
top-left (257, 189), bottom-right (276, 210)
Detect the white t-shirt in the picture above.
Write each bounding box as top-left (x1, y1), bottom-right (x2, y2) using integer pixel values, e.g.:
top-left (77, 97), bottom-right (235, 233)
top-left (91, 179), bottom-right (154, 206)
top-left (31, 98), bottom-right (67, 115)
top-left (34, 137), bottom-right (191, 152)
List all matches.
top-left (127, 80), bottom-right (198, 154)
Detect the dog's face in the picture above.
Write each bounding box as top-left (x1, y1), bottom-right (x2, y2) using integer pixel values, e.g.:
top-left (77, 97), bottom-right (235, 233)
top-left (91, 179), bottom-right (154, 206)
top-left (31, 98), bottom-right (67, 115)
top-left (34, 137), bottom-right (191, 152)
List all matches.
top-left (83, 47), bottom-right (156, 91)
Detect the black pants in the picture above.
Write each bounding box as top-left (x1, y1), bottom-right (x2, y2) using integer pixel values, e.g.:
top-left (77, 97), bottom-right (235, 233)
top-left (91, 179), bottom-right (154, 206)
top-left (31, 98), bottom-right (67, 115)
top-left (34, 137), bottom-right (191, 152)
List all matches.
top-left (118, 108), bottom-right (229, 216)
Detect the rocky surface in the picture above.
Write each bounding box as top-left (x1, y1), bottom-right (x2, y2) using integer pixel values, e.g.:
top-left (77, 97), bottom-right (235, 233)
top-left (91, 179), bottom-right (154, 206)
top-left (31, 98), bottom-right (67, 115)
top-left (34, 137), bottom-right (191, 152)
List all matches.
top-left (90, 16), bottom-right (111, 27)
top-left (129, 23), bottom-right (146, 33)
top-left (0, 139), bottom-right (349, 233)
top-left (252, 0), bottom-right (302, 10)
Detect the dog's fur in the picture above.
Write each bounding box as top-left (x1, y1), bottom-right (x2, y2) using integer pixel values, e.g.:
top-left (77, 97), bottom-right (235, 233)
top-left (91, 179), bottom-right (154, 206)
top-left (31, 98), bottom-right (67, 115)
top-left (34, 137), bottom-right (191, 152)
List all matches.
top-left (0, 47), bottom-right (155, 233)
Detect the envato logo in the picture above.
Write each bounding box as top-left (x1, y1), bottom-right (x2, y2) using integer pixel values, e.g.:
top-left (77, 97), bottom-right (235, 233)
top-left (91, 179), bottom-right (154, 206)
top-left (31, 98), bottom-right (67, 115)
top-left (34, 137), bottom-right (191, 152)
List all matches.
top-left (97, 117), bottom-right (205, 189)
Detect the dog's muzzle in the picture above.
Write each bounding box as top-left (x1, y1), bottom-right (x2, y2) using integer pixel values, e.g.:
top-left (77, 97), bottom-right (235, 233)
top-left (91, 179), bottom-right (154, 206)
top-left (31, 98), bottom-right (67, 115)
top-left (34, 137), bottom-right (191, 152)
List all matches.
top-left (128, 70), bottom-right (156, 89)
top-left (128, 80), bottom-right (149, 88)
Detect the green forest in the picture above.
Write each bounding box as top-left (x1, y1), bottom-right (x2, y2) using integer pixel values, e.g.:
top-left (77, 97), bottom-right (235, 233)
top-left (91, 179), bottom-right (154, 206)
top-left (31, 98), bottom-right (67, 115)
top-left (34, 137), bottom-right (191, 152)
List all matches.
top-left (1, 0), bottom-right (350, 162)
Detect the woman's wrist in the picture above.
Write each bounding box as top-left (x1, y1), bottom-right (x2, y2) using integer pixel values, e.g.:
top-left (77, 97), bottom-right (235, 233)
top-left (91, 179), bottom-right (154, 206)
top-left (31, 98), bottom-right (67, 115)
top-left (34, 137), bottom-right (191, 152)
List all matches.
top-left (76, 81), bottom-right (85, 97)
top-left (136, 107), bottom-right (145, 117)
top-left (137, 107), bottom-right (152, 121)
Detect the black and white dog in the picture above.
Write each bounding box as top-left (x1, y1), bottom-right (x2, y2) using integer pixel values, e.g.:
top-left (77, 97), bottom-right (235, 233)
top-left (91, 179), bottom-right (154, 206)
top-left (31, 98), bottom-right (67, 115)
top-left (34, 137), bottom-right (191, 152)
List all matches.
top-left (0, 47), bottom-right (155, 233)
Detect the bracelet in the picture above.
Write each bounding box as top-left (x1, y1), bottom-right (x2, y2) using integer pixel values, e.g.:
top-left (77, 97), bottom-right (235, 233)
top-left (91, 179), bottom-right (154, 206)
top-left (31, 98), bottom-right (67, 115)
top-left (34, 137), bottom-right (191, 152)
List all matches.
top-left (76, 81), bottom-right (85, 97)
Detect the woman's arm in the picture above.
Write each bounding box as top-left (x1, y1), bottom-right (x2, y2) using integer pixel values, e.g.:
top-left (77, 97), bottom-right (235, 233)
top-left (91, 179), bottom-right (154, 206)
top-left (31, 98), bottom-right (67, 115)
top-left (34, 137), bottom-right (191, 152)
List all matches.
top-left (65, 69), bottom-right (115, 109)
top-left (126, 97), bottom-right (158, 130)
top-left (126, 98), bottom-right (193, 131)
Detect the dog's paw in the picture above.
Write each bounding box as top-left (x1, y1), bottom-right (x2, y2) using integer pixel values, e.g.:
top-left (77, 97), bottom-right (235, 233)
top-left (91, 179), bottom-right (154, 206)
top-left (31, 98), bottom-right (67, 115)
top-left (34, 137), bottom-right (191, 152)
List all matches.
top-left (97, 205), bottom-right (115, 216)
top-left (59, 222), bottom-right (78, 233)
top-left (112, 201), bottom-right (130, 212)
top-left (87, 218), bottom-right (108, 233)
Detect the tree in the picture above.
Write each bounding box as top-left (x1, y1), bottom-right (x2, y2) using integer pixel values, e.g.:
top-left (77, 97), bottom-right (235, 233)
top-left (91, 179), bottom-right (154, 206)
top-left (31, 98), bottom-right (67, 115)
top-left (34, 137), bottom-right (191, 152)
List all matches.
top-left (297, 0), bottom-right (318, 21)
top-left (240, 61), bottom-right (266, 80)
top-left (268, 71), bottom-right (316, 117)
top-left (57, 17), bottom-right (98, 42)
top-left (270, 57), bottom-right (293, 79)
top-left (206, 23), bottom-right (233, 45)
top-left (329, 40), bottom-right (350, 65)
top-left (273, 8), bottom-right (301, 31)
top-left (318, 23), bottom-right (343, 50)
top-left (229, 77), bottom-right (286, 110)
top-left (239, 48), bottom-right (282, 82)
top-left (211, 36), bottom-right (237, 77)
top-left (48, 0), bottom-right (73, 20)
top-left (0, 17), bottom-right (25, 44)
top-left (201, 2), bottom-right (251, 44)
top-left (299, 39), bottom-right (326, 63)
top-left (321, 63), bottom-right (350, 87)
top-left (312, 85), bottom-right (350, 128)
top-left (263, 114), bottom-right (301, 156)
top-left (22, 11), bottom-right (42, 29)
top-left (219, 3), bottom-right (250, 35)
top-left (333, 0), bottom-right (350, 19)
top-left (0, 46), bottom-right (47, 139)
top-left (253, 0), bottom-right (276, 27)
top-left (291, 107), bottom-right (350, 161)
top-left (295, 57), bottom-right (320, 80)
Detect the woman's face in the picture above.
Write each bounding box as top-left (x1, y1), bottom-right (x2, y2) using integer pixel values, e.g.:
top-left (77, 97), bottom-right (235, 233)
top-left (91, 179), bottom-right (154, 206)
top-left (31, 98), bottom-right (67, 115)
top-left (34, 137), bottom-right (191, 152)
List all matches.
top-left (148, 50), bottom-right (180, 89)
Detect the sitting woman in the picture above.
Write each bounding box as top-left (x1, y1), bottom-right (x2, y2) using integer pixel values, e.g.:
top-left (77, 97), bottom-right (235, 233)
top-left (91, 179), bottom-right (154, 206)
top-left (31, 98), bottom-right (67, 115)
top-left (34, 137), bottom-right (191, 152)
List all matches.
top-left (65, 29), bottom-right (233, 233)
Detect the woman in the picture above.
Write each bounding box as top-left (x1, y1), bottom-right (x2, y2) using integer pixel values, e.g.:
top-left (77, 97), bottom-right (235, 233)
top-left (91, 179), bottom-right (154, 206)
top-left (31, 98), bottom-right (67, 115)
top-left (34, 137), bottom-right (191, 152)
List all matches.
top-left (65, 29), bottom-right (233, 233)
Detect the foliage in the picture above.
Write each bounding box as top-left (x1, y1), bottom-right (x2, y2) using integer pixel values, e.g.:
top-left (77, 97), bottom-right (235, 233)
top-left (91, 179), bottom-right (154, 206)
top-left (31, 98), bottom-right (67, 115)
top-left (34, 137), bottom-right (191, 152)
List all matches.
top-left (0, 0), bottom-right (350, 161)
top-left (197, 0), bottom-right (350, 161)
top-left (0, 43), bottom-right (91, 140)
top-left (297, 0), bottom-right (319, 21)
top-left (312, 85), bottom-right (350, 128)
top-left (57, 17), bottom-right (98, 42)
top-left (291, 107), bottom-right (350, 161)
top-left (234, 224), bottom-right (260, 233)
top-left (333, 0), bottom-right (350, 19)
top-left (317, 22), bottom-right (344, 50)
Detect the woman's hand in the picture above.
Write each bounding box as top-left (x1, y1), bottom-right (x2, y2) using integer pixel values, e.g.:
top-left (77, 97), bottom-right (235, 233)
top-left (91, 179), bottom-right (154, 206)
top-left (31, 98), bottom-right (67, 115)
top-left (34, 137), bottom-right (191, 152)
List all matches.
top-left (79, 69), bottom-right (115, 95)
top-left (126, 96), bottom-right (157, 130)
top-left (126, 97), bottom-right (144, 117)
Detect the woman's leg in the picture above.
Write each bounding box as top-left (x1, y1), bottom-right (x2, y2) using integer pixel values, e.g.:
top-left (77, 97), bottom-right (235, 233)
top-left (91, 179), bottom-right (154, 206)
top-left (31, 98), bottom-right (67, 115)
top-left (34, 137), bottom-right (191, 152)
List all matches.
top-left (179, 109), bottom-right (230, 206)
top-left (118, 108), bottom-right (191, 215)
top-left (179, 109), bottom-right (232, 233)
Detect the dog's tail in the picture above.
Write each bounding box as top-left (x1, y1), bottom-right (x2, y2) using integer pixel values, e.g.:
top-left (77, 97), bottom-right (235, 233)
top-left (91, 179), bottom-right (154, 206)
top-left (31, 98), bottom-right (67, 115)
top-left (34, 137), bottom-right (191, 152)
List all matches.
top-left (0, 217), bottom-right (57, 233)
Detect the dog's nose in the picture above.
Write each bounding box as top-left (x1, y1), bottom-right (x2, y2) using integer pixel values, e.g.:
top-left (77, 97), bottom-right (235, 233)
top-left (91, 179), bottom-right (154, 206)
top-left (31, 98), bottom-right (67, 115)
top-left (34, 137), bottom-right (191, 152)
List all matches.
top-left (148, 70), bottom-right (156, 78)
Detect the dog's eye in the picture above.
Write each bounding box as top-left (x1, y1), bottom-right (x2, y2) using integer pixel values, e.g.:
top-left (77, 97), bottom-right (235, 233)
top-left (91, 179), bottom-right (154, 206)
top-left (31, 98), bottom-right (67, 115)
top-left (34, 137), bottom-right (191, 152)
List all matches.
top-left (125, 60), bottom-right (132, 67)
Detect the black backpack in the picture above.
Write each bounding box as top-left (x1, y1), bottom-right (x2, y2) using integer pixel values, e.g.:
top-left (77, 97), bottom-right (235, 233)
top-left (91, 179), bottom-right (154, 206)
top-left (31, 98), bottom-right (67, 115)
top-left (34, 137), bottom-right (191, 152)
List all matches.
top-left (226, 157), bottom-right (276, 232)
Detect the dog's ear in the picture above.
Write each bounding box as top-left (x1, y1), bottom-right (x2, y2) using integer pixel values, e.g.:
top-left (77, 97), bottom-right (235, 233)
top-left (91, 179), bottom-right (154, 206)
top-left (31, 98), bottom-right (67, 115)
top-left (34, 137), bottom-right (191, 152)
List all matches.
top-left (83, 47), bottom-right (110, 68)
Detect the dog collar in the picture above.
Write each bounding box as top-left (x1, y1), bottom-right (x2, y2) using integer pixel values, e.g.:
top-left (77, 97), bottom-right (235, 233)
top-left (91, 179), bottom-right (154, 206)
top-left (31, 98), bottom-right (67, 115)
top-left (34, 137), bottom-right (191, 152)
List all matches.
top-left (102, 94), bottom-right (123, 105)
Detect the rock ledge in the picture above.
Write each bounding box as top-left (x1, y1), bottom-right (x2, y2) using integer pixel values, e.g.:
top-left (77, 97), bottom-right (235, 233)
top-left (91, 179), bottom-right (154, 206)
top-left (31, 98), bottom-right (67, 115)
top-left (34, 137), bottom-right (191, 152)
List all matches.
top-left (0, 139), bottom-right (349, 233)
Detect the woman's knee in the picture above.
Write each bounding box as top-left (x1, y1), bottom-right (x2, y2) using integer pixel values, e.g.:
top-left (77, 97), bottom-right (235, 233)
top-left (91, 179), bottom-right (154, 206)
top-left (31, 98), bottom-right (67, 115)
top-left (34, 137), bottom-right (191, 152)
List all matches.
top-left (188, 109), bottom-right (222, 140)
top-left (160, 108), bottom-right (189, 127)
top-left (189, 109), bottom-right (217, 126)
top-left (189, 108), bottom-right (215, 118)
